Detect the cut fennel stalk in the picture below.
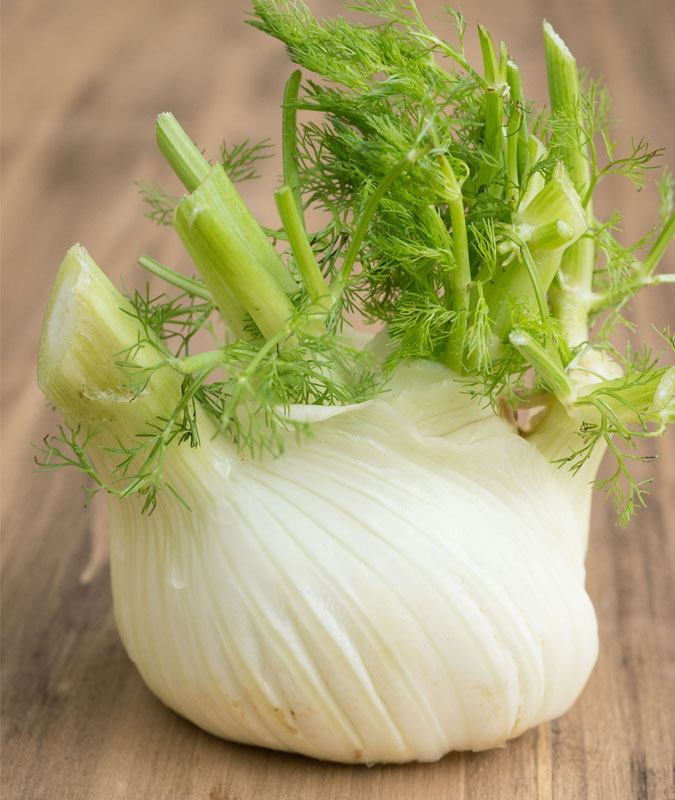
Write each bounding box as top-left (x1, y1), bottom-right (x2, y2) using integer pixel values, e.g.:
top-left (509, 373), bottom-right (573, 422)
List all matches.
top-left (37, 1), bottom-right (673, 765)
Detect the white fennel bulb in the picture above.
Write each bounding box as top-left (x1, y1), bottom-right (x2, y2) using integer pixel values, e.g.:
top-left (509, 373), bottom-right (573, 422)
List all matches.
top-left (111, 372), bottom-right (600, 763)
top-left (109, 363), bottom-right (599, 764)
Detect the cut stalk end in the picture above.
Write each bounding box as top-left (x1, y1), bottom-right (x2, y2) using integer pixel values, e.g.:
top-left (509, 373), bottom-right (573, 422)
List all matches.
top-left (38, 246), bottom-right (184, 479)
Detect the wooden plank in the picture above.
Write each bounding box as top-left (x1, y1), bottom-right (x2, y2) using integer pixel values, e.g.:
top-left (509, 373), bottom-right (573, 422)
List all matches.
top-left (1, 0), bottom-right (673, 797)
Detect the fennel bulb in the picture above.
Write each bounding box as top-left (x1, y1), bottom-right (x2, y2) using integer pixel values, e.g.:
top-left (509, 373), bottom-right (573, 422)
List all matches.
top-left (111, 369), bottom-right (600, 764)
top-left (37, 1), bottom-right (673, 766)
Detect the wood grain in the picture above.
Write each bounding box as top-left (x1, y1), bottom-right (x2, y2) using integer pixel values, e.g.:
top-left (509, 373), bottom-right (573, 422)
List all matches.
top-left (1, 1), bottom-right (673, 798)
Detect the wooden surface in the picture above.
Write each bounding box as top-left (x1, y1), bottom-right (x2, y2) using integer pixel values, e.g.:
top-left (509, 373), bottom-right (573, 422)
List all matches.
top-left (1, 0), bottom-right (674, 797)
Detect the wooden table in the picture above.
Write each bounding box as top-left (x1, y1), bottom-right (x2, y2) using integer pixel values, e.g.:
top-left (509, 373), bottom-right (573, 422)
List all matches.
top-left (2, 0), bottom-right (673, 797)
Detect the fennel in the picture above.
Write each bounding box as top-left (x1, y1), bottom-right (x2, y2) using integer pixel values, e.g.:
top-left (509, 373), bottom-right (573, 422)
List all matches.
top-left (35, 0), bottom-right (673, 765)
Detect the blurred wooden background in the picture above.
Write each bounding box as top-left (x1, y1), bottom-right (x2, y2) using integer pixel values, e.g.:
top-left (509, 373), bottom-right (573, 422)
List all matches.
top-left (1, 0), bottom-right (673, 797)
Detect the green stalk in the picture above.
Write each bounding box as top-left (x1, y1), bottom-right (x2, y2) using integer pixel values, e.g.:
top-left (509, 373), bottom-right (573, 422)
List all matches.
top-left (157, 114), bottom-right (297, 295)
top-left (506, 59), bottom-right (530, 182)
top-left (141, 251), bottom-right (247, 341)
top-left (641, 212), bottom-right (675, 277)
top-left (505, 62), bottom-right (522, 206)
top-left (475, 27), bottom-right (507, 193)
top-left (440, 155), bottom-right (472, 372)
top-left (275, 185), bottom-right (329, 307)
top-left (156, 112), bottom-right (210, 192)
top-left (509, 329), bottom-right (575, 402)
top-left (138, 255), bottom-right (213, 301)
top-left (282, 70), bottom-right (304, 226)
top-left (543, 23), bottom-right (590, 195)
top-left (543, 22), bottom-right (595, 345)
top-left (175, 167), bottom-right (294, 341)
